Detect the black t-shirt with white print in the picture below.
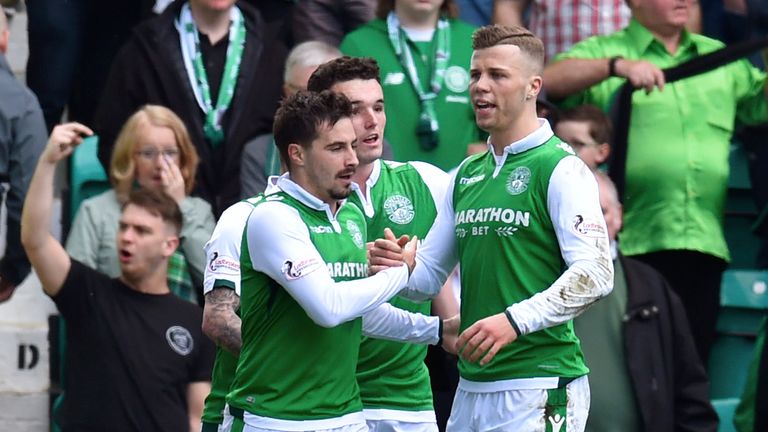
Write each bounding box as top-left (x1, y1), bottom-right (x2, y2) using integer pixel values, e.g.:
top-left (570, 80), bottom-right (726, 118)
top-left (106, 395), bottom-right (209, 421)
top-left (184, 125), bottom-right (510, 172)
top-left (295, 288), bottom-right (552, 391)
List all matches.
top-left (52, 260), bottom-right (215, 432)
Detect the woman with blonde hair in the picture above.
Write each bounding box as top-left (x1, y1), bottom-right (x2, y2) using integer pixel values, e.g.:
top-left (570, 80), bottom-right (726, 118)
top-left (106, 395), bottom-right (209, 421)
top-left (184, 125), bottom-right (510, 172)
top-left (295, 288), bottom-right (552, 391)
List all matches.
top-left (66, 105), bottom-right (215, 304)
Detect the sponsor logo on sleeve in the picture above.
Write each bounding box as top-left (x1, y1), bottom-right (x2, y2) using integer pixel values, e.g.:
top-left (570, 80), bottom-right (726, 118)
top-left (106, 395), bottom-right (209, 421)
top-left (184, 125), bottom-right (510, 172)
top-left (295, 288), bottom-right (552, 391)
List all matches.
top-left (208, 252), bottom-right (240, 274)
top-left (281, 257), bottom-right (322, 281)
top-left (572, 215), bottom-right (606, 238)
top-left (166, 326), bottom-right (194, 356)
top-left (506, 167), bottom-right (531, 195)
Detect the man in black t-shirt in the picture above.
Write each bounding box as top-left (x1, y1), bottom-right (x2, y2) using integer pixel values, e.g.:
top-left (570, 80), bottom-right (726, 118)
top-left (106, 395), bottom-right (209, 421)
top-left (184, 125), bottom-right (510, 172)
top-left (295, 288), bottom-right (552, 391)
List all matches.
top-left (22, 122), bottom-right (215, 432)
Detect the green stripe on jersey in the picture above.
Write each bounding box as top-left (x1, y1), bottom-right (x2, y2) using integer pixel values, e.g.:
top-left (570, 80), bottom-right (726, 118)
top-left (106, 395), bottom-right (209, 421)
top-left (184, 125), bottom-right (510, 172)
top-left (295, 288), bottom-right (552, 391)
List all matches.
top-left (227, 192), bottom-right (368, 420)
top-left (453, 137), bottom-right (588, 382)
top-left (348, 161), bottom-right (439, 411)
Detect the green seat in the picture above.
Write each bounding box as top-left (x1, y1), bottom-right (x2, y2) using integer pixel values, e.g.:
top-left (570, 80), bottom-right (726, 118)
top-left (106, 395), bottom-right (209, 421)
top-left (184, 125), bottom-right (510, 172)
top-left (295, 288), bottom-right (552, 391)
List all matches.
top-left (709, 270), bottom-right (768, 399)
top-left (725, 142), bottom-right (761, 269)
top-left (712, 398), bottom-right (740, 432)
top-left (68, 135), bottom-right (110, 223)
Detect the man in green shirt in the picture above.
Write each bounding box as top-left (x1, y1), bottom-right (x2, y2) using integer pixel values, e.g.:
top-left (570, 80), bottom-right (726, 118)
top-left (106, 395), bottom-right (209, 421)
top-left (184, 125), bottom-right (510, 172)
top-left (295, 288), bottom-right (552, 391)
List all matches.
top-left (308, 56), bottom-right (459, 432)
top-left (543, 0), bottom-right (768, 364)
top-left (372, 25), bottom-right (613, 431)
top-left (340, 0), bottom-right (483, 171)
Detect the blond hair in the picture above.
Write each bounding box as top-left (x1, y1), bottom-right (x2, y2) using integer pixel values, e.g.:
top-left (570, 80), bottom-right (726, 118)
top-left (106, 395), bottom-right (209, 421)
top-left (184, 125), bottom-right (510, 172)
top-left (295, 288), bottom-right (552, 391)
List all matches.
top-left (110, 105), bottom-right (199, 201)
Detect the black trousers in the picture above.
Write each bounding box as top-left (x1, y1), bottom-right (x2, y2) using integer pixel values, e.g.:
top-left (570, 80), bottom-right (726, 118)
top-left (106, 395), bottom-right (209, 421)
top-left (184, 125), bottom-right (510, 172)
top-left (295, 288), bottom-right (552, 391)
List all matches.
top-left (631, 250), bottom-right (727, 366)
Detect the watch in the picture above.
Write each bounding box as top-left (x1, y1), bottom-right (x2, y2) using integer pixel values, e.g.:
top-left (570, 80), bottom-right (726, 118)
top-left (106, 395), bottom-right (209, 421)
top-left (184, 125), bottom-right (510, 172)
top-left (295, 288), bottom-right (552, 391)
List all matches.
top-left (608, 56), bottom-right (623, 77)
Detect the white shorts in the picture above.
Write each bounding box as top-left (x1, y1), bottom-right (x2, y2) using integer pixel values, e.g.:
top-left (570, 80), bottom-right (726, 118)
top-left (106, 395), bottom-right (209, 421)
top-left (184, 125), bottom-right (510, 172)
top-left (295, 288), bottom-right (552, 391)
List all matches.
top-left (366, 419), bottom-right (438, 432)
top-left (231, 418), bottom-right (368, 432)
top-left (446, 376), bottom-right (590, 432)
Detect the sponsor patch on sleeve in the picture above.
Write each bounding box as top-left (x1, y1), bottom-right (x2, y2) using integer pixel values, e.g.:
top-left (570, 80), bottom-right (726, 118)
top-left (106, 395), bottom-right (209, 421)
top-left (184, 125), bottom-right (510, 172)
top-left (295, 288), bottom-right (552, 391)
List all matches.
top-left (208, 252), bottom-right (240, 275)
top-left (571, 215), bottom-right (606, 238)
top-left (281, 257), bottom-right (322, 281)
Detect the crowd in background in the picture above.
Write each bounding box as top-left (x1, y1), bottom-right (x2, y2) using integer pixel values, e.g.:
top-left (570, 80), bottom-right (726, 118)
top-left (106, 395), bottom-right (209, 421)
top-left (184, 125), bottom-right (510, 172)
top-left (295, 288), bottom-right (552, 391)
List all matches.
top-left (1, 0), bottom-right (768, 431)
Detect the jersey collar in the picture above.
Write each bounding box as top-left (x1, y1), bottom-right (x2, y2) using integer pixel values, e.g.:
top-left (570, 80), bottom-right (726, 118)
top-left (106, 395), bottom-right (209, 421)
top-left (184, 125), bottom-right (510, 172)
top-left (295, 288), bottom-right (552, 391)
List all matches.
top-left (496, 119), bottom-right (555, 156)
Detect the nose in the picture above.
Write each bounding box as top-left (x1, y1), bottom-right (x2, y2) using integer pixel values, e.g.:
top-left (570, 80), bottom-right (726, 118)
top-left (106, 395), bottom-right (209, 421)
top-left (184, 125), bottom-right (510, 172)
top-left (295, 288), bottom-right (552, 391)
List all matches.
top-left (471, 73), bottom-right (490, 93)
top-left (347, 145), bottom-right (359, 168)
top-left (362, 108), bottom-right (378, 129)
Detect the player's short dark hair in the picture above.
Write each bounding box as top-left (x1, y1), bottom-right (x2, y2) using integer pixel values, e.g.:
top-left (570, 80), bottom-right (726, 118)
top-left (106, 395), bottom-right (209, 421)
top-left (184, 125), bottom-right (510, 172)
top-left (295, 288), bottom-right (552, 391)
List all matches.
top-left (307, 56), bottom-right (381, 92)
top-left (558, 104), bottom-right (613, 145)
top-left (472, 25), bottom-right (545, 73)
top-left (273, 90), bottom-right (354, 169)
top-left (123, 188), bottom-right (182, 235)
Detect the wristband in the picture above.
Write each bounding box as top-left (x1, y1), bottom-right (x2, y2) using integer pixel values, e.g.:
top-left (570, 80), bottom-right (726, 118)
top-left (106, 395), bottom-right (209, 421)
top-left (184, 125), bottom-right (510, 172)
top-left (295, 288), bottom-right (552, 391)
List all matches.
top-left (608, 56), bottom-right (623, 77)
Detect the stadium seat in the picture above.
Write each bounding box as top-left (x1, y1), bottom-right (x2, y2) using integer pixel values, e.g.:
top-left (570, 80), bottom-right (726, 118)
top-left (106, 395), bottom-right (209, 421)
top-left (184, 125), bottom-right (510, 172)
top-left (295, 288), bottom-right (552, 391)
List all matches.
top-left (724, 141), bottom-right (761, 269)
top-left (712, 398), bottom-right (740, 432)
top-left (68, 135), bottom-right (109, 223)
top-left (709, 270), bottom-right (768, 399)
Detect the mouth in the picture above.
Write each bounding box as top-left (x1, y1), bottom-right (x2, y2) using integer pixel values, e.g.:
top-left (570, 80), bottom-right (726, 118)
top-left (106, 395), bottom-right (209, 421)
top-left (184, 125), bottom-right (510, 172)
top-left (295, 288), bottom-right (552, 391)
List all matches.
top-left (474, 100), bottom-right (496, 115)
top-left (337, 169), bottom-right (356, 182)
top-left (361, 133), bottom-right (380, 146)
top-left (118, 248), bottom-right (133, 263)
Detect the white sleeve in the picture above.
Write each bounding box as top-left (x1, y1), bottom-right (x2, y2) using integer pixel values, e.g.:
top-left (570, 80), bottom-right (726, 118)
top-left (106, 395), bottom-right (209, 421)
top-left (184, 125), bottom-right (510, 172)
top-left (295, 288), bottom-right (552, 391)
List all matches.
top-left (410, 161), bottom-right (450, 210)
top-left (247, 202), bottom-right (411, 328)
top-left (203, 200), bottom-right (258, 296)
top-left (362, 303), bottom-right (440, 345)
top-left (401, 169), bottom-right (460, 302)
top-left (506, 156), bottom-right (614, 335)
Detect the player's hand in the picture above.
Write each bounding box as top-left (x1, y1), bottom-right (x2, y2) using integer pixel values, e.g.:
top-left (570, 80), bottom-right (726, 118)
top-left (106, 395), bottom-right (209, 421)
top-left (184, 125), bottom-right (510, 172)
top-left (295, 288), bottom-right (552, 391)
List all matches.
top-left (457, 312), bottom-right (518, 366)
top-left (614, 59), bottom-right (665, 94)
top-left (159, 154), bottom-right (186, 204)
top-left (0, 278), bottom-right (17, 303)
top-left (43, 122), bottom-right (94, 164)
top-left (369, 228), bottom-right (413, 275)
top-left (441, 314), bottom-right (460, 354)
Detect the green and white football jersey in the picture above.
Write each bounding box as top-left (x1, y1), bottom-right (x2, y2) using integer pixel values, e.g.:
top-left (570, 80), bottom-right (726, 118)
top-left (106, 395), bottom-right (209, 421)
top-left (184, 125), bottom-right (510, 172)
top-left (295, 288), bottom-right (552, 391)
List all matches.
top-left (201, 196), bottom-right (264, 426)
top-left (407, 121), bottom-right (613, 392)
top-left (348, 160), bottom-right (448, 414)
top-left (226, 177), bottom-right (412, 430)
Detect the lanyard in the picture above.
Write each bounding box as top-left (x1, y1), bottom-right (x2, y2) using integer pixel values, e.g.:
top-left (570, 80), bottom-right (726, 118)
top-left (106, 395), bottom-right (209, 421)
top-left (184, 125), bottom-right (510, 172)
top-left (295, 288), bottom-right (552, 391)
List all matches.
top-left (386, 12), bottom-right (450, 150)
top-left (177, 3), bottom-right (245, 147)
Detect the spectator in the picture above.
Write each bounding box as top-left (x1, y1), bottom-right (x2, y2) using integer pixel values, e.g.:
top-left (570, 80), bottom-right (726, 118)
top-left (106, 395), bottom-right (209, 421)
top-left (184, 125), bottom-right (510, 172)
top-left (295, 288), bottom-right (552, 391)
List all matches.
top-left (240, 40), bottom-right (342, 197)
top-left (340, 0), bottom-right (483, 172)
top-left (543, 0), bottom-right (768, 364)
top-left (292, 0), bottom-right (377, 46)
top-left (0, 10), bottom-right (47, 303)
top-left (94, 0), bottom-right (287, 216)
top-left (574, 171), bottom-right (718, 432)
top-left (493, 0), bottom-right (631, 60)
top-left (554, 104), bottom-right (612, 171)
top-left (457, 0), bottom-right (493, 26)
top-left (21, 123), bottom-right (215, 432)
top-left (66, 105), bottom-right (215, 305)
top-left (734, 318), bottom-right (768, 432)
top-left (26, 0), bottom-right (156, 131)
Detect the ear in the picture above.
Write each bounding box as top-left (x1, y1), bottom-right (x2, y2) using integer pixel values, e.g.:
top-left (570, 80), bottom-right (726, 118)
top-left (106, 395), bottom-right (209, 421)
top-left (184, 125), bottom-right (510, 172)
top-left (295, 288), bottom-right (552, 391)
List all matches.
top-left (596, 142), bottom-right (611, 164)
top-left (287, 143), bottom-right (305, 168)
top-left (162, 235), bottom-right (180, 258)
top-left (527, 75), bottom-right (543, 100)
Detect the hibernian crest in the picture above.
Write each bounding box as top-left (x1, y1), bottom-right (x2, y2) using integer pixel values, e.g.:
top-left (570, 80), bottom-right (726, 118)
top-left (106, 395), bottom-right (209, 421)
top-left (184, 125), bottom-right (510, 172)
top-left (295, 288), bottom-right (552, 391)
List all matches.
top-left (384, 194), bottom-right (415, 225)
top-left (346, 220), bottom-right (365, 249)
top-left (506, 166), bottom-right (531, 195)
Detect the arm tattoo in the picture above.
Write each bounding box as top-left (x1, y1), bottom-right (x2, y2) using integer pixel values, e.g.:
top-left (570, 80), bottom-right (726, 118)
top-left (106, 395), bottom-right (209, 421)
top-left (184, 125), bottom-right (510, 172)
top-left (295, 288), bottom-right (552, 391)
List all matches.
top-left (203, 288), bottom-right (242, 355)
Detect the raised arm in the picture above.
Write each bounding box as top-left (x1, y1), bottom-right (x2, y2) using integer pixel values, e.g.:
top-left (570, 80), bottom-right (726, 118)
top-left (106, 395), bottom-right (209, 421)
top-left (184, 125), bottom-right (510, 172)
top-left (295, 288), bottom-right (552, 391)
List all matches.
top-left (22, 123), bottom-right (94, 297)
